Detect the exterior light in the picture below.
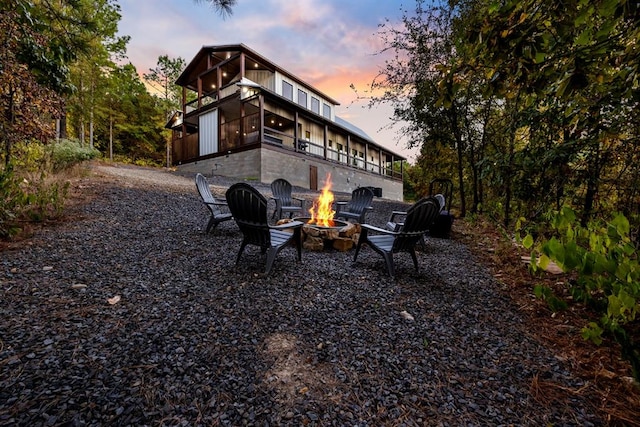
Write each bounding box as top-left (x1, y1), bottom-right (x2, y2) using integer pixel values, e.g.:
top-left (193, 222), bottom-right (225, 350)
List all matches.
top-left (236, 77), bottom-right (261, 100)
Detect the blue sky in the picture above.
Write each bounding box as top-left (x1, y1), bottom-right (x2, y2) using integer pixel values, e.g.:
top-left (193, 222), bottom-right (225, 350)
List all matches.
top-left (116, 0), bottom-right (418, 161)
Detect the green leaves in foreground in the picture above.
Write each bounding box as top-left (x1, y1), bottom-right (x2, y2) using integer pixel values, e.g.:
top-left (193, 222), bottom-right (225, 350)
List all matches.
top-left (519, 207), bottom-right (640, 380)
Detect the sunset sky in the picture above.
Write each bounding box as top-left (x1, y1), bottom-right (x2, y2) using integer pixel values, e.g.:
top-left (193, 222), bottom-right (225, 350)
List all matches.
top-left (116, 0), bottom-right (419, 161)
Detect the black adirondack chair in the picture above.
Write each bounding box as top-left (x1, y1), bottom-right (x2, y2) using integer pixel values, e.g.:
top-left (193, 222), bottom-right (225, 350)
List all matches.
top-left (353, 196), bottom-right (441, 277)
top-left (334, 187), bottom-right (374, 223)
top-left (428, 178), bottom-right (454, 238)
top-left (386, 193), bottom-right (445, 231)
top-left (226, 183), bottom-right (303, 275)
top-left (270, 178), bottom-right (306, 219)
top-left (195, 173), bottom-right (233, 233)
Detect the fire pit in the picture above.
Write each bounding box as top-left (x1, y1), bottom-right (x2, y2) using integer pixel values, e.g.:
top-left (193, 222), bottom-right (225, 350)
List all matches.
top-left (294, 217), bottom-right (360, 252)
top-left (289, 174), bottom-right (360, 251)
top-left (296, 217), bottom-right (349, 230)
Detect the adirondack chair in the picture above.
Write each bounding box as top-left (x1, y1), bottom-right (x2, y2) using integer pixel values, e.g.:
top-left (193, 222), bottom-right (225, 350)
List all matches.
top-left (428, 178), bottom-right (454, 238)
top-left (225, 183), bottom-right (303, 275)
top-left (334, 187), bottom-right (374, 223)
top-left (386, 194), bottom-right (445, 231)
top-left (353, 196), bottom-right (441, 277)
top-left (195, 173), bottom-right (233, 233)
top-left (270, 178), bottom-right (306, 219)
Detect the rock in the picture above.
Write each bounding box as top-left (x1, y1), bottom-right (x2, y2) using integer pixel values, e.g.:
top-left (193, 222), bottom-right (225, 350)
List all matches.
top-left (332, 237), bottom-right (353, 252)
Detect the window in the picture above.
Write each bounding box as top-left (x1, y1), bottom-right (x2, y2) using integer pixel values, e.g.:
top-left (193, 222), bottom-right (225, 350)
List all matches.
top-left (323, 103), bottom-right (331, 119)
top-left (282, 81), bottom-right (293, 100)
top-left (311, 97), bottom-right (320, 114)
top-left (298, 89), bottom-right (307, 108)
top-left (305, 131), bottom-right (311, 140)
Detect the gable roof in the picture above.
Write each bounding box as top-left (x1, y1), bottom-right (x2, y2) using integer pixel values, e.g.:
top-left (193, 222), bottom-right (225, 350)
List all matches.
top-left (176, 43), bottom-right (341, 106)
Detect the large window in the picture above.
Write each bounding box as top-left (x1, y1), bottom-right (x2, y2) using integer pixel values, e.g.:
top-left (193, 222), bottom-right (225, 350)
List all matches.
top-left (323, 103), bottom-right (331, 119)
top-left (298, 89), bottom-right (307, 108)
top-left (282, 81), bottom-right (293, 100)
top-left (311, 97), bottom-right (320, 114)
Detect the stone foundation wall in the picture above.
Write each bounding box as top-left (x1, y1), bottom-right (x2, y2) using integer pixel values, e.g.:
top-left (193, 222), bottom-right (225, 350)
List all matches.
top-left (177, 146), bottom-right (404, 201)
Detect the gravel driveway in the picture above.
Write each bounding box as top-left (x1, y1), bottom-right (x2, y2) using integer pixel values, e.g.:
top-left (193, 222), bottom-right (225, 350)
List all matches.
top-left (0, 163), bottom-right (600, 426)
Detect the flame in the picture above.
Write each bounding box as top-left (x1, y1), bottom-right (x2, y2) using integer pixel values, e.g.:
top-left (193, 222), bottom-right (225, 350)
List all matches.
top-left (308, 174), bottom-right (335, 227)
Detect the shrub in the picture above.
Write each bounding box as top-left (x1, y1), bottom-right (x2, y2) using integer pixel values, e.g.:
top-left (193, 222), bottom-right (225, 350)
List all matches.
top-left (0, 138), bottom-right (89, 238)
top-left (520, 207), bottom-right (640, 381)
top-left (0, 165), bottom-right (27, 237)
top-left (48, 139), bottom-right (101, 172)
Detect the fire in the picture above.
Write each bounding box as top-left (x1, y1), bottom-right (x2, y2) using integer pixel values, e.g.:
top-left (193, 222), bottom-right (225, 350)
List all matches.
top-left (308, 174), bottom-right (335, 227)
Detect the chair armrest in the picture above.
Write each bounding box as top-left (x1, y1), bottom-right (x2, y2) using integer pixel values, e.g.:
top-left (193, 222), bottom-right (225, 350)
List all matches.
top-left (292, 197), bottom-right (306, 209)
top-left (360, 223), bottom-right (396, 235)
top-left (206, 200), bottom-right (228, 207)
top-left (334, 201), bottom-right (347, 214)
top-left (271, 220), bottom-right (304, 230)
top-left (388, 210), bottom-right (407, 223)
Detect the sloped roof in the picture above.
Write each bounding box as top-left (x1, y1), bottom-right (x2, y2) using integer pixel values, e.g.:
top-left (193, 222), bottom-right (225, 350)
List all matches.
top-left (335, 116), bottom-right (373, 142)
top-left (176, 43), bottom-right (340, 106)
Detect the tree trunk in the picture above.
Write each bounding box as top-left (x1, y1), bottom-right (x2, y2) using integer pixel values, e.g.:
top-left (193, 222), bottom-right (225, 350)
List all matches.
top-left (503, 128), bottom-right (516, 228)
top-left (582, 141), bottom-right (602, 226)
top-left (450, 103), bottom-right (466, 217)
top-left (3, 83), bottom-right (15, 167)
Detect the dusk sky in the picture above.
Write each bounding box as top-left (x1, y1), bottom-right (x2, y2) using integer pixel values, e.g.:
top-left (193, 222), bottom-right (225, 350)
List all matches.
top-left (116, 0), bottom-right (419, 161)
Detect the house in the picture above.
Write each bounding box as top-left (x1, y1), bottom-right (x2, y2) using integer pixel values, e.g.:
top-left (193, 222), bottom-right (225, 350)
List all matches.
top-left (167, 44), bottom-right (405, 201)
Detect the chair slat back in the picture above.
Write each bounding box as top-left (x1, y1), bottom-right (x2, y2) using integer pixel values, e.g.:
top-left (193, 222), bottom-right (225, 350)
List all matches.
top-left (196, 173), bottom-right (222, 215)
top-left (271, 179), bottom-right (294, 206)
top-left (429, 179), bottom-right (453, 212)
top-left (226, 183), bottom-right (271, 247)
top-left (349, 187), bottom-right (374, 215)
top-left (393, 197), bottom-right (440, 252)
top-left (196, 173), bottom-right (215, 203)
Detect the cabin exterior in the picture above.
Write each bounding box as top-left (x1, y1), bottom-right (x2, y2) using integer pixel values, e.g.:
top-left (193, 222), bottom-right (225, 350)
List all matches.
top-left (168, 44), bottom-right (405, 201)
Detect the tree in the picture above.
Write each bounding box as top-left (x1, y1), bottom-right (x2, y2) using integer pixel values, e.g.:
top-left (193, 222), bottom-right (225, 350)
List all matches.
top-left (0, 0), bottom-right (123, 165)
top-left (371, 0), bottom-right (495, 217)
top-left (143, 55), bottom-right (186, 168)
top-left (95, 64), bottom-right (166, 163)
top-left (373, 0), bottom-right (639, 226)
top-left (65, 0), bottom-right (128, 148)
top-left (143, 55), bottom-right (186, 116)
top-left (194, 0), bottom-right (236, 17)
top-left (463, 0), bottom-right (640, 224)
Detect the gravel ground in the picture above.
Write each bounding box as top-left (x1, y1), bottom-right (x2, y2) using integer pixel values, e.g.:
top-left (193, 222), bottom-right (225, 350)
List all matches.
top-left (0, 163), bottom-right (601, 426)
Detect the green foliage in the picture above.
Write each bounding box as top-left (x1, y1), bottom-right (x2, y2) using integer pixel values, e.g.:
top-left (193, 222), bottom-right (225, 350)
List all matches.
top-left (0, 138), bottom-right (87, 237)
top-left (143, 55), bottom-right (187, 116)
top-left (48, 139), bottom-right (101, 172)
top-left (0, 166), bottom-right (27, 237)
top-left (582, 322), bottom-right (604, 345)
top-left (11, 141), bottom-right (48, 172)
top-left (0, 165), bottom-right (70, 237)
top-left (533, 284), bottom-right (568, 312)
top-left (523, 207), bottom-right (640, 380)
top-left (20, 174), bottom-right (70, 223)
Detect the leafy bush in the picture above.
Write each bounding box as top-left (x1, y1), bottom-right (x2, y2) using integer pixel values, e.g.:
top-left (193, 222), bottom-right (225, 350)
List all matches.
top-left (0, 165), bottom-right (27, 237)
top-left (0, 139), bottom-right (89, 237)
top-left (520, 207), bottom-right (640, 381)
top-left (0, 165), bottom-right (70, 237)
top-left (48, 139), bottom-right (101, 172)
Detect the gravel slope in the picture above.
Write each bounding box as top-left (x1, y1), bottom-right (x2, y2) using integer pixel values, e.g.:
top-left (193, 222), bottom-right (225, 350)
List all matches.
top-left (0, 163), bottom-right (600, 426)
